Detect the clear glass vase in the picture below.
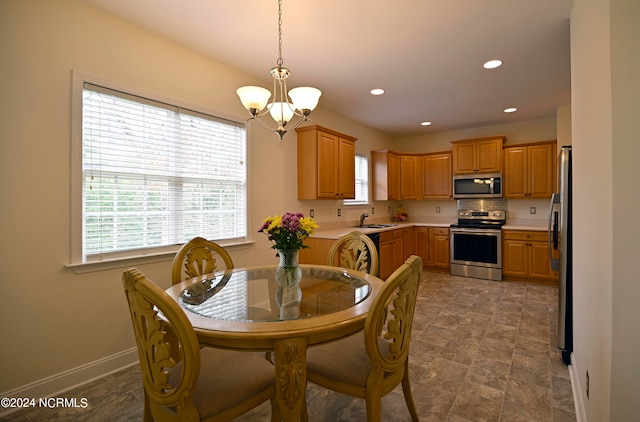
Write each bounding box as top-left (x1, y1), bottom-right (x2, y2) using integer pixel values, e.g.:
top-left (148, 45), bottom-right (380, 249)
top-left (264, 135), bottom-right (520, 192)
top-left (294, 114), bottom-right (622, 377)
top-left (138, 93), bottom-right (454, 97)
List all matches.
top-left (276, 285), bottom-right (302, 320)
top-left (275, 249), bottom-right (302, 287)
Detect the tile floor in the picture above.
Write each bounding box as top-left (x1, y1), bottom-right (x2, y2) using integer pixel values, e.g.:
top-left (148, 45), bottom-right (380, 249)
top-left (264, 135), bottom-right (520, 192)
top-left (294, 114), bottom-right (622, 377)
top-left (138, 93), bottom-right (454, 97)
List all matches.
top-left (4, 272), bottom-right (576, 421)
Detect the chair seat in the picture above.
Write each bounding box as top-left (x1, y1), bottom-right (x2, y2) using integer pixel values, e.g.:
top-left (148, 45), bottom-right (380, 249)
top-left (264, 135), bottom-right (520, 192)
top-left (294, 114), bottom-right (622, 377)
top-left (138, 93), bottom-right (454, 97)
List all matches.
top-left (306, 332), bottom-right (390, 388)
top-left (168, 348), bottom-right (275, 419)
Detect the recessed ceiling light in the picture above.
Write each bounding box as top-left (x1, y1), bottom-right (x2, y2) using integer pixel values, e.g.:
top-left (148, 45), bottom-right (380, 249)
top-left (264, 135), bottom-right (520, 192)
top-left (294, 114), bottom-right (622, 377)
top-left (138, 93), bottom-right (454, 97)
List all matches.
top-left (370, 89), bottom-right (385, 95)
top-left (504, 107), bottom-right (518, 113)
top-left (420, 121), bottom-right (432, 126)
top-left (483, 59), bottom-right (503, 69)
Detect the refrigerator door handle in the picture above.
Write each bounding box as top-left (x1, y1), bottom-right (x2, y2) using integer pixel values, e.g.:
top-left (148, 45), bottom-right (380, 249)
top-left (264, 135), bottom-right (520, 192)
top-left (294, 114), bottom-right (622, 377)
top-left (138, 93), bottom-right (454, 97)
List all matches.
top-left (548, 193), bottom-right (561, 271)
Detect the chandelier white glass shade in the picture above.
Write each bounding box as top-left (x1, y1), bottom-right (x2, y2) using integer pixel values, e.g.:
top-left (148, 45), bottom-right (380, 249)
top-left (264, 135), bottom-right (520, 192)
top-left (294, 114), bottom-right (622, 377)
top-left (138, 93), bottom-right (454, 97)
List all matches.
top-left (236, 0), bottom-right (321, 140)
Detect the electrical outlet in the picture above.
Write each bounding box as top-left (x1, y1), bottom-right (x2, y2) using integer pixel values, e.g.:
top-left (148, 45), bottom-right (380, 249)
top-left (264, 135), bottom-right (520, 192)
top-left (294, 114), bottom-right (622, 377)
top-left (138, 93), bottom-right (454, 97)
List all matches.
top-left (309, 209), bottom-right (314, 218)
top-left (388, 206), bottom-right (391, 213)
top-left (337, 208), bottom-right (341, 217)
top-left (371, 207), bottom-right (375, 215)
top-left (436, 206), bottom-right (441, 214)
top-left (586, 371), bottom-right (590, 399)
top-left (530, 207), bottom-right (537, 214)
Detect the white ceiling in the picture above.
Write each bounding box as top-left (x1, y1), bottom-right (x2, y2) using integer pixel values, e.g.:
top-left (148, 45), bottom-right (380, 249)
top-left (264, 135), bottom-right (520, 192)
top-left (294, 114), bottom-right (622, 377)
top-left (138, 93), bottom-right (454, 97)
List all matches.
top-left (79, 0), bottom-right (572, 137)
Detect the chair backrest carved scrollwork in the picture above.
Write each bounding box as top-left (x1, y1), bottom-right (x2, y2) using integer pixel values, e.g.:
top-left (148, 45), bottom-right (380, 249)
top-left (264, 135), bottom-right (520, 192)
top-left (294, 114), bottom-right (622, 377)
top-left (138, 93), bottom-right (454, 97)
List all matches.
top-left (302, 255), bottom-right (422, 422)
top-left (171, 237), bottom-right (234, 285)
top-left (327, 231), bottom-right (379, 276)
top-left (366, 255), bottom-right (421, 372)
top-left (122, 268), bottom-right (277, 422)
top-left (123, 268), bottom-right (205, 420)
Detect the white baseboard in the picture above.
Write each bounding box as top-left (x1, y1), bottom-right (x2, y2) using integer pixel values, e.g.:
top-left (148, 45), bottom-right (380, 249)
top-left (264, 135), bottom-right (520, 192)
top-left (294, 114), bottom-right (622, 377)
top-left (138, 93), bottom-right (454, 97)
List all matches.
top-left (569, 352), bottom-right (587, 422)
top-left (0, 347), bottom-right (138, 418)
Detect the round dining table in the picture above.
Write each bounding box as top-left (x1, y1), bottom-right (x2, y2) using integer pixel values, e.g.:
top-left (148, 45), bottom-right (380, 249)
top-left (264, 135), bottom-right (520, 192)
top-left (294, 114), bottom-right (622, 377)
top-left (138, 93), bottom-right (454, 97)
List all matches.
top-left (165, 264), bottom-right (384, 421)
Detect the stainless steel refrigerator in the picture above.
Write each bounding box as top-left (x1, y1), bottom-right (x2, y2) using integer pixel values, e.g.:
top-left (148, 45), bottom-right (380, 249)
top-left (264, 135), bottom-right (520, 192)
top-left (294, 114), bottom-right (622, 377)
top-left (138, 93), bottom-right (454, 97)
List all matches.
top-left (549, 145), bottom-right (572, 365)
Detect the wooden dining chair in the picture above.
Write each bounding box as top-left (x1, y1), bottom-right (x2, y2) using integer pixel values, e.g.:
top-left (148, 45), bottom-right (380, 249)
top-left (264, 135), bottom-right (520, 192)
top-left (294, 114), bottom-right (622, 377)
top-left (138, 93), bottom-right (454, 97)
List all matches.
top-left (171, 237), bottom-right (234, 285)
top-left (302, 255), bottom-right (423, 422)
top-left (327, 231), bottom-right (379, 276)
top-left (122, 268), bottom-right (279, 422)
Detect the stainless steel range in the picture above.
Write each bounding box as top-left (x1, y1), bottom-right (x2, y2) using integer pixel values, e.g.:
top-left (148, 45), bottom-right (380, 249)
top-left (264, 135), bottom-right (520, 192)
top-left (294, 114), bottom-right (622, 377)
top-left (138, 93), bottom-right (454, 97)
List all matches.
top-left (450, 199), bottom-right (506, 281)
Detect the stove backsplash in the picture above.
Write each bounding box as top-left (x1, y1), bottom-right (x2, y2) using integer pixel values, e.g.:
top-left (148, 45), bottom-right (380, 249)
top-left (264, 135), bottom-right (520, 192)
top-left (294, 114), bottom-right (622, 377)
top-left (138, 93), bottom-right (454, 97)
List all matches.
top-left (456, 199), bottom-right (507, 212)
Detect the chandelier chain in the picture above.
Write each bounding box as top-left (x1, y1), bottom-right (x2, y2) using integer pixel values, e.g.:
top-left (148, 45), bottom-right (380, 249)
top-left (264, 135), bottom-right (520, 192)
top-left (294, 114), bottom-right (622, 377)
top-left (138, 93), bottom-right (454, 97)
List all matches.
top-left (277, 0), bottom-right (283, 67)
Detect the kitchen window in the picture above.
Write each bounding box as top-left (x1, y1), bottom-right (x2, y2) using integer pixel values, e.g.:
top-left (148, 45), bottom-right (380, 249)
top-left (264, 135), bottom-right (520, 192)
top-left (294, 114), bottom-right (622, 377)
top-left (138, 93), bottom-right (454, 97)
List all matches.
top-left (70, 72), bottom-right (247, 268)
top-left (344, 154), bottom-right (369, 205)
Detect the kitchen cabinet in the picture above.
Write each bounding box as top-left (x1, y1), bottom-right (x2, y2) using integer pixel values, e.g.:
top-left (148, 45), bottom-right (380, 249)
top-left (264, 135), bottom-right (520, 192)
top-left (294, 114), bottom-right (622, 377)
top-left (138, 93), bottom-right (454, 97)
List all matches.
top-left (299, 238), bottom-right (335, 265)
top-left (421, 152), bottom-right (452, 199)
top-left (430, 227), bottom-right (451, 268)
top-left (372, 150), bottom-right (400, 200)
top-left (403, 226), bottom-right (415, 259)
top-left (400, 155), bottom-right (420, 200)
top-left (451, 135), bottom-right (505, 174)
top-left (296, 125), bottom-right (357, 200)
top-left (502, 230), bottom-right (559, 283)
top-left (301, 228), bottom-right (407, 279)
top-left (379, 229), bottom-right (404, 279)
top-left (503, 141), bottom-right (556, 198)
top-left (415, 227), bottom-right (450, 270)
top-left (372, 151), bottom-right (420, 200)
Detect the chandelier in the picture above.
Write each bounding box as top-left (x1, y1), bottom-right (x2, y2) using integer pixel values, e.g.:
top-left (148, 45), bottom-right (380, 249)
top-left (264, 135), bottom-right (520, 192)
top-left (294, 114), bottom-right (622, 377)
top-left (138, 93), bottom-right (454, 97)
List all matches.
top-left (236, 0), bottom-right (321, 140)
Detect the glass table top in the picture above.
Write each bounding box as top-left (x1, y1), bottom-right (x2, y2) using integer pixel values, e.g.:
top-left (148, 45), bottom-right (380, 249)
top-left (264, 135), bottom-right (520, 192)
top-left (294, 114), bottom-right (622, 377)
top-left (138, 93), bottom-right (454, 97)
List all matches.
top-left (179, 266), bottom-right (371, 322)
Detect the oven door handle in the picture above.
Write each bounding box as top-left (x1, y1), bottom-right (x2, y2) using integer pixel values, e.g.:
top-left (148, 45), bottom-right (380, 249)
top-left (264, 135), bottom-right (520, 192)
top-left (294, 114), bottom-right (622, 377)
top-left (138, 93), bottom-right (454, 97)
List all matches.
top-left (451, 228), bottom-right (501, 235)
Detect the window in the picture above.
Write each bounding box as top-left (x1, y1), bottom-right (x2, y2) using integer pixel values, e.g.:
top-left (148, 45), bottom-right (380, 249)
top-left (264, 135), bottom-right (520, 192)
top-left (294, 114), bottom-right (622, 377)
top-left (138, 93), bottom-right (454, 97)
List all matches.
top-left (344, 154), bottom-right (369, 205)
top-left (75, 79), bottom-right (246, 263)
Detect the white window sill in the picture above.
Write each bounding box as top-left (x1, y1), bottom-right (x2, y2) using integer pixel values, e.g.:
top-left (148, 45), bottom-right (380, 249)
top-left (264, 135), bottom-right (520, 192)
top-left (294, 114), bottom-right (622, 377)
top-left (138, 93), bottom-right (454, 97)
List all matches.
top-left (66, 241), bottom-right (255, 274)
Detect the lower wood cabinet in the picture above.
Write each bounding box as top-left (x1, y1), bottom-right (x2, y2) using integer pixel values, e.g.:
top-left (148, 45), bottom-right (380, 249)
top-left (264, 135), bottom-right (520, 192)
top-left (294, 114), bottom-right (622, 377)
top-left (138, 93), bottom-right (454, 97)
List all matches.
top-left (502, 230), bottom-right (558, 284)
top-left (415, 227), bottom-right (450, 271)
top-left (403, 227), bottom-right (415, 260)
top-left (298, 238), bottom-right (335, 266)
top-left (299, 228), bottom-right (408, 280)
top-left (379, 229), bottom-right (404, 280)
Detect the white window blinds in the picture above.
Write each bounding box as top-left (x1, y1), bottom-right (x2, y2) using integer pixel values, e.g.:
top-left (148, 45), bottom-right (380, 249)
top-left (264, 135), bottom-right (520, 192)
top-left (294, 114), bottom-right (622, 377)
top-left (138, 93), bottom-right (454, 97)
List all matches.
top-left (82, 83), bottom-right (247, 260)
top-left (344, 154), bottom-right (369, 205)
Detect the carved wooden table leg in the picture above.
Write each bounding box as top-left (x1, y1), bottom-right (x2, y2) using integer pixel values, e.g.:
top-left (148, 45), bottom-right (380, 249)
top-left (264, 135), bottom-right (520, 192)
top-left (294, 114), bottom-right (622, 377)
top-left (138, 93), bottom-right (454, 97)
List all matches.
top-left (273, 336), bottom-right (307, 421)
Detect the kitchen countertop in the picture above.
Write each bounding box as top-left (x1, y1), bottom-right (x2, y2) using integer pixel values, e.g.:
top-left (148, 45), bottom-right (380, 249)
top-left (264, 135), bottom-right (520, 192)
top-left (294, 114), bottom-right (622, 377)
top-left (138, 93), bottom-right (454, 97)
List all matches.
top-left (311, 218), bottom-right (549, 239)
top-left (309, 219), bottom-right (455, 240)
top-left (502, 219), bottom-right (549, 231)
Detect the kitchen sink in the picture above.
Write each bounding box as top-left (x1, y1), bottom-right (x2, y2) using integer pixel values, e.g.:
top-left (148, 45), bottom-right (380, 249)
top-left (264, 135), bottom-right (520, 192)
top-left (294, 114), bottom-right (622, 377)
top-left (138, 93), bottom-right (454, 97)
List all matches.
top-left (357, 224), bottom-right (398, 229)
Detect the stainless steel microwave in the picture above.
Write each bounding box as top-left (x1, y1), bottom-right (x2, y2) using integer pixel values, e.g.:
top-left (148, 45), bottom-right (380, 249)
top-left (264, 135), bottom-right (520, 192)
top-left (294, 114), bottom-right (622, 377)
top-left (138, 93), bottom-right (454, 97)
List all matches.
top-left (453, 173), bottom-right (502, 198)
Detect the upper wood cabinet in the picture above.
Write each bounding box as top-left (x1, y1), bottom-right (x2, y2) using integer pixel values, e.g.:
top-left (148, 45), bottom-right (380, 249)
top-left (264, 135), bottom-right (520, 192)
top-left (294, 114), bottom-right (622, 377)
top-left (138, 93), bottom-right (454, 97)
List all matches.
top-left (399, 155), bottom-right (419, 200)
top-left (372, 150), bottom-right (419, 200)
top-left (503, 141), bottom-right (556, 198)
top-left (451, 135), bottom-right (505, 174)
top-left (296, 125), bottom-right (357, 200)
top-left (372, 150), bottom-right (399, 200)
top-left (421, 152), bottom-right (452, 199)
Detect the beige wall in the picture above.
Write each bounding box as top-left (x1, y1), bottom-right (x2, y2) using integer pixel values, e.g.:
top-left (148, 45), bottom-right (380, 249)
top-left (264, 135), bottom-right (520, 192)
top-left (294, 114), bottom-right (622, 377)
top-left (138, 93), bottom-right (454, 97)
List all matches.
top-left (571, 0), bottom-right (640, 420)
top-left (4, 3), bottom-right (638, 419)
top-left (0, 0), bottom-right (394, 393)
top-left (0, 0), bottom-right (565, 395)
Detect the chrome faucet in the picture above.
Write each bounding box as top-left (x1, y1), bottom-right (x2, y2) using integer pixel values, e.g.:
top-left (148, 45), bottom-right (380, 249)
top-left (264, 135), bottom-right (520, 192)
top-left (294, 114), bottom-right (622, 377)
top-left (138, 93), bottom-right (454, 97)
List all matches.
top-left (359, 213), bottom-right (369, 227)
